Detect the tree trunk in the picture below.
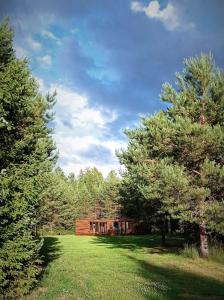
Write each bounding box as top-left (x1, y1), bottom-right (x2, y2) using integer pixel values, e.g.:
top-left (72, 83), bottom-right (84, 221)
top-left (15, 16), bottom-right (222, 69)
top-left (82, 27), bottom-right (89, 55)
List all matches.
top-left (199, 222), bottom-right (209, 258)
top-left (161, 216), bottom-right (166, 246)
top-left (161, 229), bottom-right (166, 246)
top-left (167, 215), bottom-right (172, 235)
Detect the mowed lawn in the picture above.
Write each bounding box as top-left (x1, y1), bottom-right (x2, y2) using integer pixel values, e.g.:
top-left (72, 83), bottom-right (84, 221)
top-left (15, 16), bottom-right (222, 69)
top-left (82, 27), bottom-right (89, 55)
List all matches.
top-left (25, 235), bottom-right (224, 300)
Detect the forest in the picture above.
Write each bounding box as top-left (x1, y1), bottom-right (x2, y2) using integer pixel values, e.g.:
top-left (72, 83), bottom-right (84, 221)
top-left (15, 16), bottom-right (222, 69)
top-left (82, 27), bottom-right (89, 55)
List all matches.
top-left (0, 18), bottom-right (224, 300)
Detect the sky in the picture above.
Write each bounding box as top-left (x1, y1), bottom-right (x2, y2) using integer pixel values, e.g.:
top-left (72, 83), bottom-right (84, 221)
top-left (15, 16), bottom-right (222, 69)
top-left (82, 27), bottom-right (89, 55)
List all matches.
top-left (0, 0), bottom-right (224, 177)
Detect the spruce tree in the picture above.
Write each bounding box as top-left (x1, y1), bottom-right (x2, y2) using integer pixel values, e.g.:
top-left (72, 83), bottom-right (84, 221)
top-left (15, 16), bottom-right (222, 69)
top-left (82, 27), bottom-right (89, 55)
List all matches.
top-left (0, 19), bottom-right (56, 298)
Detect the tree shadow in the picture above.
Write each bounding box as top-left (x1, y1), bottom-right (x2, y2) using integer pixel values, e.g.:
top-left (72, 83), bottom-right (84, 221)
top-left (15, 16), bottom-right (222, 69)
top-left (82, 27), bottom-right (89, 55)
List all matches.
top-left (125, 254), bottom-right (224, 300)
top-left (40, 236), bottom-right (62, 267)
top-left (28, 236), bottom-right (62, 294)
top-left (92, 234), bottom-right (184, 254)
top-left (92, 235), bottom-right (224, 299)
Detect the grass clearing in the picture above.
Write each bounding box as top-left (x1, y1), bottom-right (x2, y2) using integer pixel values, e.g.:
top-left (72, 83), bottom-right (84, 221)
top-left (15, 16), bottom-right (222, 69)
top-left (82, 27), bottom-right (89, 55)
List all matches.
top-left (25, 235), bottom-right (224, 300)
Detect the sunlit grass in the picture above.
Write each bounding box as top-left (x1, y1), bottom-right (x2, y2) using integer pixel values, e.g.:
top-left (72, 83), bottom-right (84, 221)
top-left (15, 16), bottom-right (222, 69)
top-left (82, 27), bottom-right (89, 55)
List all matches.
top-left (25, 235), bottom-right (224, 300)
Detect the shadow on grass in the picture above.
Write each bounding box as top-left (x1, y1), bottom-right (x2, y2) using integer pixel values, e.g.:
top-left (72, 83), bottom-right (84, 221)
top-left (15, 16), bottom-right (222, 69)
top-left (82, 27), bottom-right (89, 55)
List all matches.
top-left (92, 234), bottom-right (184, 254)
top-left (28, 237), bottom-right (62, 295)
top-left (40, 236), bottom-right (62, 267)
top-left (93, 235), bottom-right (224, 299)
top-left (126, 254), bottom-right (224, 300)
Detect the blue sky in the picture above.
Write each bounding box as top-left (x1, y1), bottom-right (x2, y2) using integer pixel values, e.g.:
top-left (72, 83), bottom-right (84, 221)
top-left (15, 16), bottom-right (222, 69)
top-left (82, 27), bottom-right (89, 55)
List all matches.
top-left (1, 0), bottom-right (224, 176)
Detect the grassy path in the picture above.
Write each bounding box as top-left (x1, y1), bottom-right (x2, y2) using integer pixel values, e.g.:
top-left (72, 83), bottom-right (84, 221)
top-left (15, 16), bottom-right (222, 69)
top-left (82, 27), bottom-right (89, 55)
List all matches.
top-left (26, 235), bottom-right (224, 300)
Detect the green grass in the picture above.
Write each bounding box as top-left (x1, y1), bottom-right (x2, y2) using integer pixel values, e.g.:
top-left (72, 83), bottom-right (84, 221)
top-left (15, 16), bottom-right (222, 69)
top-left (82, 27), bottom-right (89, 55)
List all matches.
top-left (25, 235), bottom-right (224, 300)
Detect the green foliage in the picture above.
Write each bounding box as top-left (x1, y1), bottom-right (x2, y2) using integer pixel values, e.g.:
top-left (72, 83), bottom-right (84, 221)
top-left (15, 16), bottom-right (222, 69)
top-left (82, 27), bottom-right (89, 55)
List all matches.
top-left (40, 168), bottom-right (79, 233)
top-left (76, 167), bottom-right (104, 217)
top-left (0, 18), bottom-right (56, 299)
top-left (0, 17), bottom-right (14, 69)
top-left (40, 168), bottom-right (121, 233)
top-left (75, 168), bottom-right (121, 219)
top-left (118, 54), bottom-right (224, 254)
top-left (100, 170), bottom-right (121, 218)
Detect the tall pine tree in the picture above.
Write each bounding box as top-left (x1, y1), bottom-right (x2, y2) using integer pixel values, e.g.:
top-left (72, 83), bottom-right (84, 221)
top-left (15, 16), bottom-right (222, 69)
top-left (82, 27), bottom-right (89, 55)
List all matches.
top-left (118, 54), bottom-right (224, 257)
top-left (0, 18), bottom-right (56, 298)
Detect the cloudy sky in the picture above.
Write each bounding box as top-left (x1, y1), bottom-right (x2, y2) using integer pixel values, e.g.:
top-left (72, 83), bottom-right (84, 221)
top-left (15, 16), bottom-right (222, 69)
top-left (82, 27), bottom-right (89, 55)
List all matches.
top-left (1, 0), bottom-right (224, 176)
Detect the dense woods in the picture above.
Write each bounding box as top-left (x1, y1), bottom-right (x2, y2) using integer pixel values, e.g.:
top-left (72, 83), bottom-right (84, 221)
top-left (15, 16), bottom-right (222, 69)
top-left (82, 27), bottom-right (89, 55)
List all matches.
top-left (0, 18), bottom-right (224, 299)
top-left (40, 167), bottom-right (120, 234)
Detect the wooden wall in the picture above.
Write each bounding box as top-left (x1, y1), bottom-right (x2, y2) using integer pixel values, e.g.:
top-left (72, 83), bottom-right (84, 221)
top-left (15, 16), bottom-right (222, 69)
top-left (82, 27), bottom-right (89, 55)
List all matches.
top-left (75, 219), bottom-right (91, 235)
top-left (75, 219), bottom-right (136, 236)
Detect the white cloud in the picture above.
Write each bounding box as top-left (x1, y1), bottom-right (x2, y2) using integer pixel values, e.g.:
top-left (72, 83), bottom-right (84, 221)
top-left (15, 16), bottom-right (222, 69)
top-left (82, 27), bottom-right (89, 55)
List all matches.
top-left (50, 84), bottom-right (117, 129)
top-left (131, 1), bottom-right (144, 12)
top-left (11, 14), bottom-right (56, 62)
top-left (131, 1), bottom-right (194, 31)
top-left (38, 82), bottom-right (127, 177)
top-left (38, 55), bottom-right (52, 67)
top-left (41, 30), bottom-right (61, 45)
top-left (26, 36), bottom-right (42, 51)
top-left (41, 30), bottom-right (58, 40)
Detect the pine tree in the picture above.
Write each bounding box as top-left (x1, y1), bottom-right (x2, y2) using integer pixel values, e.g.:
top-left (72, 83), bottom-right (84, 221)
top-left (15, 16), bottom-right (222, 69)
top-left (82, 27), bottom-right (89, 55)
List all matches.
top-left (40, 168), bottom-right (78, 233)
top-left (118, 54), bottom-right (224, 257)
top-left (0, 19), bottom-right (56, 298)
top-left (76, 168), bottom-right (104, 218)
top-left (101, 171), bottom-right (121, 218)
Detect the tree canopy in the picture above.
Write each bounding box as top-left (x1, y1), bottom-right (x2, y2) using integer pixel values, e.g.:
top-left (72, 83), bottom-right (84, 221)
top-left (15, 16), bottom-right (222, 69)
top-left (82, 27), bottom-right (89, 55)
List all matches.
top-left (118, 54), bottom-right (224, 257)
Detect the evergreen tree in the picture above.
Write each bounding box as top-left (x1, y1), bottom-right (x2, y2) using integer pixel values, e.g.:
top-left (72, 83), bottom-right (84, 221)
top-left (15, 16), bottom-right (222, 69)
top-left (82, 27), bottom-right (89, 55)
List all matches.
top-left (118, 54), bottom-right (224, 257)
top-left (101, 171), bottom-right (121, 218)
top-left (40, 168), bottom-right (79, 233)
top-left (0, 19), bottom-right (56, 298)
top-left (76, 168), bottom-right (104, 218)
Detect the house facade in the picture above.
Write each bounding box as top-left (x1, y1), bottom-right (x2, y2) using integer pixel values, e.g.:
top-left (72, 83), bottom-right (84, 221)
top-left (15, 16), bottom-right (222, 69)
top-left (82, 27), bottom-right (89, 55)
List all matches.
top-left (75, 218), bottom-right (136, 235)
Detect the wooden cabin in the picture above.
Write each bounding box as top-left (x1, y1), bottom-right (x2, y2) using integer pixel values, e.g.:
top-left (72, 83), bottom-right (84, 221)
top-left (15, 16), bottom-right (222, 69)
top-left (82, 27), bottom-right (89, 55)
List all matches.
top-left (75, 218), bottom-right (136, 235)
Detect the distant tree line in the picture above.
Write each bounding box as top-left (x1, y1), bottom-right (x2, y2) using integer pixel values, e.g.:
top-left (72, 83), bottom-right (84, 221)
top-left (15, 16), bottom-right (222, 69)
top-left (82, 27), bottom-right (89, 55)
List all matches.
top-left (40, 167), bottom-right (120, 234)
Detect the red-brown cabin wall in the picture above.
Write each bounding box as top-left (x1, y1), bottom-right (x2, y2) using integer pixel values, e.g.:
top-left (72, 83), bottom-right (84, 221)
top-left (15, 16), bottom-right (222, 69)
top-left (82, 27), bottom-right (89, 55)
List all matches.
top-left (75, 219), bottom-right (136, 236)
top-left (75, 219), bottom-right (91, 235)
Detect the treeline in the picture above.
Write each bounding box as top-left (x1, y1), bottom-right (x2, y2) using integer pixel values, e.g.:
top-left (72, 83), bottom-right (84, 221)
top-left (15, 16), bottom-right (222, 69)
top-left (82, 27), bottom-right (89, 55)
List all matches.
top-left (40, 167), bottom-right (120, 234)
top-left (118, 54), bottom-right (224, 258)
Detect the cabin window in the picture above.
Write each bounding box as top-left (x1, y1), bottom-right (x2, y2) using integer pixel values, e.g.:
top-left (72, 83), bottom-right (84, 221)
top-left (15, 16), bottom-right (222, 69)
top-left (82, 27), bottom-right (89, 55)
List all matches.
top-left (99, 222), bottom-right (107, 233)
top-left (90, 221), bottom-right (107, 233)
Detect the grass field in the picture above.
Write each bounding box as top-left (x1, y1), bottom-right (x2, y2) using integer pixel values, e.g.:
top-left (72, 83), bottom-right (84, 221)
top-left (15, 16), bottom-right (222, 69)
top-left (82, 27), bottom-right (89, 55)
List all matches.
top-left (25, 235), bottom-right (224, 300)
